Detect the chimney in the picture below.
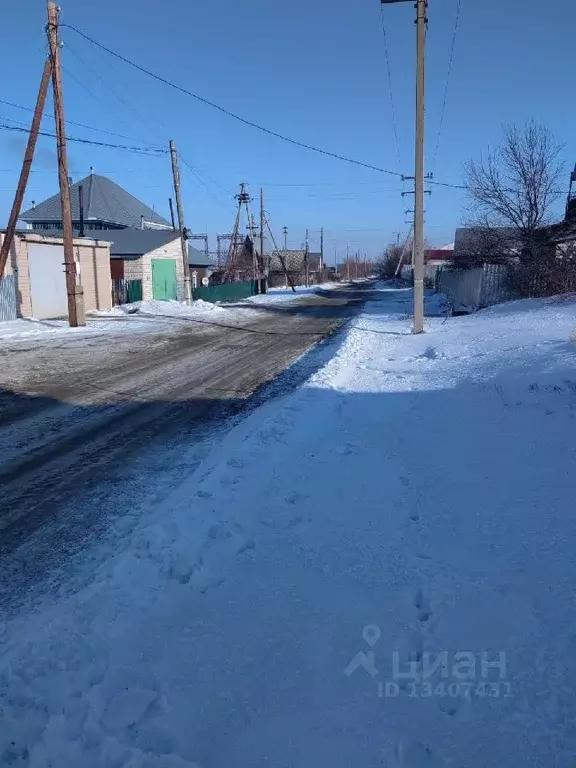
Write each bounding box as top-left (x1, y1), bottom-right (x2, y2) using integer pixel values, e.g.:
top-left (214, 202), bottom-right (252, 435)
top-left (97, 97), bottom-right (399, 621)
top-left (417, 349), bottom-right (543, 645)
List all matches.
top-left (140, 215), bottom-right (145, 230)
top-left (90, 166), bottom-right (94, 175)
top-left (78, 184), bottom-right (86, 238)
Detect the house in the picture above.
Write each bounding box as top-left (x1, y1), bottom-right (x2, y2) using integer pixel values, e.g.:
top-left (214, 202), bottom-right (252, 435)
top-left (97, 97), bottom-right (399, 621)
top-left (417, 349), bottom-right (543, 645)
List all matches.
top-left (268, 250), bottom-right (322, 287)
top-left (0, 230), bottom-right (112, 320)
top-left (20, 172), bottom-right (172, 233)
top-left (108, 230), bottom-right (215, 302)
top-left (19, 173), bottom-right (215, 304)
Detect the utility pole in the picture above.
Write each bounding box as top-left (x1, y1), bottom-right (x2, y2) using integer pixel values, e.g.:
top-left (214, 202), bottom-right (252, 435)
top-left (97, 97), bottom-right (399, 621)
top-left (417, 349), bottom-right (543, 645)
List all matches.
top-left (320, 227), bottom-right (324, 272)
top-left (169, 139), bottom-right (192, 303)
top-left (413, 0), bottom-right (427, 333)
top-left (0, 58), bottom-right (52, 279)
top-left (260, 188), bottom-right (266, 293)
top-left (381, 0), bottom-right (427, 333)
top-left (47, 1), bottom-right (84, 327)
top-left (304, 228), bottom-right (310, 287)
top-left (346, 245), bottom-right (350, 281)
top-left (168, 197), bottom-right (176, 231)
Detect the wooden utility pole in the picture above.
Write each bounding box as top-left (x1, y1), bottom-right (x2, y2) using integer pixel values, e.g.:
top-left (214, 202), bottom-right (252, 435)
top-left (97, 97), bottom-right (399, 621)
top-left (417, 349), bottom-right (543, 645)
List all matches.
top-left (169, 140), bottom-right (192, 303)
top-left (168, 197), bottom-right (176, 231)
top-left (320, 227), bottom-right (324, 272)
top-left (47, 1), bottom-right (84, 326)
top-left (260, 187), bottom-right (266, 293)
top-left (0, 58), bottom-right (53, 280)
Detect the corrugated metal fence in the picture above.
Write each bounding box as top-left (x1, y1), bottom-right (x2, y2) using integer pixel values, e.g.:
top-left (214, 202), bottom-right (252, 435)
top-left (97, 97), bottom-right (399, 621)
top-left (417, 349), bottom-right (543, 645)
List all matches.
top-left (0, 275), bottom-right (17, 321)
top-left (439, 265), bottom-right (511, 313)
top-left (194, 280), bottom-right (258, 303)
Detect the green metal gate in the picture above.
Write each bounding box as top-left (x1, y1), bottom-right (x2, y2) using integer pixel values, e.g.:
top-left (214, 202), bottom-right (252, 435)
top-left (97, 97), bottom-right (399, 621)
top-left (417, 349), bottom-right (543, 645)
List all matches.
top-left (152, 259), bottom-right (178, 300)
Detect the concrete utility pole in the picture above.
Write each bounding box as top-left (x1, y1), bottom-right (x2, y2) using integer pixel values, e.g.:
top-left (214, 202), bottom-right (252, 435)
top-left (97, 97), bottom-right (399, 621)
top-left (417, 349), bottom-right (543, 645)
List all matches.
top-left (47, 1), bottom-right (85, 327)
top-left (381, 0), bottom-right (427, 333)
top-left (0, 58), bottom-right (53, 280)
top-left (282, 226), bottom-right (288, 251)
top-left (413, 0), bottom-right (427, 333)
top-left (304, 228), bottom-right (309, 287)
top-left (169, 140), bottom-right (192, 303)
top-left (260, 188), bottom-right (266, 293)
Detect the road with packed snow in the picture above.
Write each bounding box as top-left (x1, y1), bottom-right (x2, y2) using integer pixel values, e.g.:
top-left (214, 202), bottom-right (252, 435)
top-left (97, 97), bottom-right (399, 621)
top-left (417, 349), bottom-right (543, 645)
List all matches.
top-left (0, 284), bottom-right (370, 605)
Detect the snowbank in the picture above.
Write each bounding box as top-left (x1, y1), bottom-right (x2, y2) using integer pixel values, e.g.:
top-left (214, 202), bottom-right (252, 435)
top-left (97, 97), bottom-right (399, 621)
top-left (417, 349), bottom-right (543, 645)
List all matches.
top-left (92, 298), bottom-right (227, 318)
top-left (2, 289), bottom-right (576, 766)
top-left (0, 317), bottom-right (150, 343)
top-left (246, 282), bottom-right (340, 304)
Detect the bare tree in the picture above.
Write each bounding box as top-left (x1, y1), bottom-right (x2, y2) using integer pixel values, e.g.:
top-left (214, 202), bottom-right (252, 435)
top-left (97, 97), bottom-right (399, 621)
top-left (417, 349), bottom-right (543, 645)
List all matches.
top-left (464, 122), bottom-right (564, 257)
top-left (375, 241), bottom-right (413, 279)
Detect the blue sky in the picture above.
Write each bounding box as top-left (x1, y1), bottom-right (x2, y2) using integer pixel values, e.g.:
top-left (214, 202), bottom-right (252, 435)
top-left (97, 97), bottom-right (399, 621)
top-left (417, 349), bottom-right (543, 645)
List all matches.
top-left (1, 0), bottom-right (574, 260)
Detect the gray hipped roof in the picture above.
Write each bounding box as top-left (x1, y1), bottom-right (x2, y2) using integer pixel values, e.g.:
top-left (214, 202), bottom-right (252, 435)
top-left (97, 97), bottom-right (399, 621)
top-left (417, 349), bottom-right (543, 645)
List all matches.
top-left (21, 173), bottom-right (171, 228)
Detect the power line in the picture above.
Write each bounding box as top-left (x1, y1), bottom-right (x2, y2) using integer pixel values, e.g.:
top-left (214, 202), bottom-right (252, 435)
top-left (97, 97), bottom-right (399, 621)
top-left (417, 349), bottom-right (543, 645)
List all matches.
top-left (179, 155), bottom-right (231, 212)
top-left (0, 97), bottom-right (148, 144)
top-left (379, 4), bottom-right (402, 170)
top-left (431, 0), bottom-right (462, 168)
top-left (0, 123), bottom-right (168, 155)
top-left (64, 42), bottom-right (161, 144)
top-left (62, 24), bottom-right (405, 179)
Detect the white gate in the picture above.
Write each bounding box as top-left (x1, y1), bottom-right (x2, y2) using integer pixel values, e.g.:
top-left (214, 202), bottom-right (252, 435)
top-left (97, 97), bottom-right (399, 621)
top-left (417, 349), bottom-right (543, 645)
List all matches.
top-left (28, 243), bottom-right (68, 319)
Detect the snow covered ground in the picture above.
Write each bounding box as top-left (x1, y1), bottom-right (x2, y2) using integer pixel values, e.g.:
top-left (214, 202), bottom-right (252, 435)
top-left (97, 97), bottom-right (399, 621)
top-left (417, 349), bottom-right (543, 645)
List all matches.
top-left (245, 282), bottom-right (341, 304)
top-left (0, 300), bottom-right (259, 344)
top-left (2, 285), bottom-right (576, 767)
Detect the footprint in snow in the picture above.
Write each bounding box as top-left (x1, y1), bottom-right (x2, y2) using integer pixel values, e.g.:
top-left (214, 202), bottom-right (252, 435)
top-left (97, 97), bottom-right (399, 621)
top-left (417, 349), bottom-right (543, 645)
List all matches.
top-left (101, 688), bottom-right (157, 731)
top-left (285, 491), bottom-right (308, 505)
top-left (414, 588), bottom-right (432, 623)
top-left (383, 741), bottom-right (448, 767)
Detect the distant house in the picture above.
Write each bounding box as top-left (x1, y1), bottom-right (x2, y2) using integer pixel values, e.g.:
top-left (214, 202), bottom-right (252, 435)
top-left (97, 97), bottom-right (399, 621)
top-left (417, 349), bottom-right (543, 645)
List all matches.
top-left (268, 250), bottom-right (322, 287)
top-left (21, 172), bottom-right (172, 233)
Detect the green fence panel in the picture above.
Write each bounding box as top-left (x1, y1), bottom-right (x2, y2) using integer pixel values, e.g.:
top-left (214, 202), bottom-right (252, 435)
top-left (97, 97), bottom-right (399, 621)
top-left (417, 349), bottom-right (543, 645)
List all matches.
top-left (126, 280), bottom-right (143, 303)
top-left (194, 280), bottom-right (257, 303)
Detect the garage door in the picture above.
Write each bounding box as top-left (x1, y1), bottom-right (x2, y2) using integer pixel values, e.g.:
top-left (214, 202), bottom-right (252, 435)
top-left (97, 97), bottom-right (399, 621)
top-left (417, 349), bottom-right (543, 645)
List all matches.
top-left (28, 243), bottom-right (68, 319)
top-left (152, 258), bottom-right (177, 300)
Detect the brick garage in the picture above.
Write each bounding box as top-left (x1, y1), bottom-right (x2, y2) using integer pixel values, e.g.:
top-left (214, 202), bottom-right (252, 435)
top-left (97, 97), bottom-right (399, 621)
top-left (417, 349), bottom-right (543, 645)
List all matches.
top-left (0, 231), bottom-right (112, 319)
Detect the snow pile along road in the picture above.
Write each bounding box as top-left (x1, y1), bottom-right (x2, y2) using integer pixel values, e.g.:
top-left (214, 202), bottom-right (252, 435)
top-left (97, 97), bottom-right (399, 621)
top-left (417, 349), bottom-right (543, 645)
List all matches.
top-left (245, 282), bottom-right (340, 304)
top-left (92, 298), bottom-right (228, 317)
top-left (2, 286), bottom-right (576, 767)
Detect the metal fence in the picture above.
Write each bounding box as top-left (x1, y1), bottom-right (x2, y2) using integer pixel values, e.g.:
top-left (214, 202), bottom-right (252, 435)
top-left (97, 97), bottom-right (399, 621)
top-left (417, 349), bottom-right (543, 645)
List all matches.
top-left (439, 264), bottom-right (512, 313)
top-left (112, 279), bottom-right (143, 306)
top-left (0, 275), bottom-right (17, 321)
top-left (194, 280), bottom-right (258, 303)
